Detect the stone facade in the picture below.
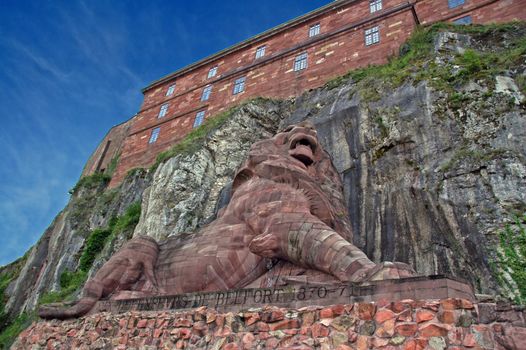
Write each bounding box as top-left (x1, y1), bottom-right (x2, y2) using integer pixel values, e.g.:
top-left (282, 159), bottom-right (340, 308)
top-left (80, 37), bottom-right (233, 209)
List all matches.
top-left (81, 0), bottom-right (526, 187)
top-left (81, 118), bottom-right (133, 177)
top-left (15, 297), bottom-right (526, 349)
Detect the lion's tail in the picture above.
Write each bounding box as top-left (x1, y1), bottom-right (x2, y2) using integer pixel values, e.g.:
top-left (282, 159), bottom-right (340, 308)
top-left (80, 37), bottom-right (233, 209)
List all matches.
top-left (38, 280), bottom-right (103, 320)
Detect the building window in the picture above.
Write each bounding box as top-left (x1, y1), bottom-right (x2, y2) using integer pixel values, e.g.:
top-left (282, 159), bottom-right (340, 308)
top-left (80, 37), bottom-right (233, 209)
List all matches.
top-left (365, 26), bottom-right (380, 46)
top-left (166, 84), bottom-right (176, 96)
top-left (149, 127), bottom-right (160, 144)
top-left (233, 76), bottom-right (246, 95)
top-left (201, 85), bottom-right (212, 101)
top-left (294, 52), bottom-right (308, 71)
top-left (158, 103), bottom-right (169, 118)
top-left (208, 66), bottom-right (217, 79)
top-left (309, 23), bottom-right (320, 37)
top-left (369, 0), bottom-right (382, 13)
top-left (193, 111), bottom-right (205, 128)
top-left (255, 45), bottom-right (266, 59)
top-left (448, 0), bottom-right (465, 8)
top-left (453, 15), bottom-right (472, 25)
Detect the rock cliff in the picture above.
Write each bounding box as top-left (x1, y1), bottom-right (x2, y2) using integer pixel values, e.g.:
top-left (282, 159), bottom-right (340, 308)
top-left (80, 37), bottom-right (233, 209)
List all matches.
top-left (1, 23), bottom-right (525, 346)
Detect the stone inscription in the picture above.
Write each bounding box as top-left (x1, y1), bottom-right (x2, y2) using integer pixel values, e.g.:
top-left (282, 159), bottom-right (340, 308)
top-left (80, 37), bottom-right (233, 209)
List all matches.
top-left (97, 284), bottom-right (371, 313)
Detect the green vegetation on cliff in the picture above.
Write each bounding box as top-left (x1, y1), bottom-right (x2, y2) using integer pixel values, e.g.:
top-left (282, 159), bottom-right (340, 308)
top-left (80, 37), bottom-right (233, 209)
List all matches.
top-left (0, 255), bottom-right (32, 348)
top-left (325, 21), bottom-right (526, 101)
top-left (69, 172), bottom-right (111, 194)
top-left (493, 214), bottom-right (526, 304)
top-left (0, 313), bottom-right (34, 349)
top-left (39, 201), bottom-right (141, 306)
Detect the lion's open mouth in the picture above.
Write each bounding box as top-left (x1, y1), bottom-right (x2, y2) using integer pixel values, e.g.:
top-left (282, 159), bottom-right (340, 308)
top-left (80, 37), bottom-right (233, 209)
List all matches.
top-left (289, 134), bottom-right (317, 167)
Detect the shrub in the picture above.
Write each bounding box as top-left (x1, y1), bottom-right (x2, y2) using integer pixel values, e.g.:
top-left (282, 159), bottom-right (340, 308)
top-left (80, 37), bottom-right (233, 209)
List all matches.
top-left (78, 228), bottom-right (112, 272)
top-left (112, 201), bottom-right (141, 234)
top-left (69, 172), bottom-right (111, 194)
top-left (494, 214), bottom-right (526, 304)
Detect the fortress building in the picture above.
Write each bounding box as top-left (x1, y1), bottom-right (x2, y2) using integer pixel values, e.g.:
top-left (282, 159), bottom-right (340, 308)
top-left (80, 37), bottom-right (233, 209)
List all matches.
top-left (82, 0), bottom-right (526, 187)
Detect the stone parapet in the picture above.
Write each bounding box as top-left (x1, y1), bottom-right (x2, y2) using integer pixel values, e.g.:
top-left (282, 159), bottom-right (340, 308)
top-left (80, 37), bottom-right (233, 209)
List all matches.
top-left (15, 297), bottom-right (526, 349)
top-left (91, 276), bottom-right (475, 315)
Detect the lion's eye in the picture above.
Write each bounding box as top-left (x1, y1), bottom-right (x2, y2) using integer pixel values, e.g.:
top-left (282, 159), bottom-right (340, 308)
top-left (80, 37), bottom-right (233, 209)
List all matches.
top-left (283, 126), bottom-right (294, 133)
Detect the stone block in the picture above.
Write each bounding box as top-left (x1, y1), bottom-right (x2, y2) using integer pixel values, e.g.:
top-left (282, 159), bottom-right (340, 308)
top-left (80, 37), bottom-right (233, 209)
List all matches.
top-left (416, 310), bottom-right (435, 323)
top-left (419, 323), bottom-right (451, 337)
top-left (395, 322), bottom-right (418, 337)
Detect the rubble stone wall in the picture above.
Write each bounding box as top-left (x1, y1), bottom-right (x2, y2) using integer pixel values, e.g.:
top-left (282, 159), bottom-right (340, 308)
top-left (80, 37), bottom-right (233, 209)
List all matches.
top-left (15, 298), bottom-right (526, 349)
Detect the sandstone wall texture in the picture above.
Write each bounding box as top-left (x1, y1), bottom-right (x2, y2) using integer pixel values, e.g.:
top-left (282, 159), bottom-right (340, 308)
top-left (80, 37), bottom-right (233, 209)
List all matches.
top-left (81, 118), bottom-right (133, 178)
top-left (110, 1), bottom-right (418, 186)
top-left (14, 298), bottom-right (526, 349)
top-left (108, 0), bottom-right (526, 186)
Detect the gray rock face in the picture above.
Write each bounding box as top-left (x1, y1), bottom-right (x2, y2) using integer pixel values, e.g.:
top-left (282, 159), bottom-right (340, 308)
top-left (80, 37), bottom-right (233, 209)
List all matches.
top-left (280, 32), bottom-right (526, 296)
top-left (134, 100), bottom-right (289, 240)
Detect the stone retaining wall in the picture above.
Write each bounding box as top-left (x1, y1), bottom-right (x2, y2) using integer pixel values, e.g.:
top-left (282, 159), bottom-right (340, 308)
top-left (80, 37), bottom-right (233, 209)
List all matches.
top-left (14, 298), bottom-right (526, 349)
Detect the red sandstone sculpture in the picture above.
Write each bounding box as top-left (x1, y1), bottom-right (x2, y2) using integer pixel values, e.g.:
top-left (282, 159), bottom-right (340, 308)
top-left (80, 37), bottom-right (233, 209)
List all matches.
top-left (39, 123), bottom-right (414, 319)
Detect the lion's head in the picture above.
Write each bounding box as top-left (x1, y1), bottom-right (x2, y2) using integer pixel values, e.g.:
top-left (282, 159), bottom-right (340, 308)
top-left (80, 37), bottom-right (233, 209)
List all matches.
top-left (232, 122), bottom-right (353, 242)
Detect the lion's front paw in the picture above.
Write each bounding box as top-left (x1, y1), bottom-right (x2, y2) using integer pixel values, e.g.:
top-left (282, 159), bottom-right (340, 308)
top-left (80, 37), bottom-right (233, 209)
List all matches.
top-left (356, 262), bottom-right (416, 282)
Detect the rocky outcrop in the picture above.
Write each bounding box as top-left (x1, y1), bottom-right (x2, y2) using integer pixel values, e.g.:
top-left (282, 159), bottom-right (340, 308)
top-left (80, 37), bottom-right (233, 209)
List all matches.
top-left (5, 172), bottom-right (150, 317)
top-left (134, 100), bottom-right (290, 240)
top-left (278, 26), bottom-right (526, 298)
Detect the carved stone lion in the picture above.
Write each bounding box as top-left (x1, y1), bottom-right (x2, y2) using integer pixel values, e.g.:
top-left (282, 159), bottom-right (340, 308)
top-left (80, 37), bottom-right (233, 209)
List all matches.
top-left (39, 122), bottom-right (414, 319)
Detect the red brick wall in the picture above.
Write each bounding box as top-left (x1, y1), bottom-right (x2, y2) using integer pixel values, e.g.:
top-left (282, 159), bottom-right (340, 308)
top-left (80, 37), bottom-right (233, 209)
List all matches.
top-left (82, 118), bottom-right (132, 177)
top-left (415, 0), bottom-right (526, 25)
top-left (107, 0), bottom-right (524, 187)
top-left (110, 0), bottom-right (416, 186)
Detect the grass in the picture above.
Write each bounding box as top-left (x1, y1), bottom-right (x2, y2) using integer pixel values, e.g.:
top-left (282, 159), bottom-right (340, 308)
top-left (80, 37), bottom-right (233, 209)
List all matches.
top-left (69, 172), bottom-right (111, 194)
top-left (493, 214), bottom-right (526, 304)
top-left (448, 92), bottom-right (471, 110)
top-left (439, 147), bottom-right (508, 173)
top-left (112, 201), bottom-right (141, 235)
top-left (126, 167), bottom-right (146, 179)
top-left (105, 153), bottom-right (120, 177)
top-left (78, 228), bottom-right (113, 272)
top-left (0, 273), bottom-right (13, 330)
top-left (38, 271), bottom-right (87, 305)
top-left (322, 21), bottom-right (526, 104)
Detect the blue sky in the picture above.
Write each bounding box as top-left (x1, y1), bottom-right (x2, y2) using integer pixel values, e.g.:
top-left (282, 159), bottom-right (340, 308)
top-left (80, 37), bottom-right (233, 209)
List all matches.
top-left (0, 0), bottom-right (331, 266)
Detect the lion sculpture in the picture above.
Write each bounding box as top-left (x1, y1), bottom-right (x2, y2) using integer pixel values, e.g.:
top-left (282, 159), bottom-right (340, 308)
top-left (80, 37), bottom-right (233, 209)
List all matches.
top-left (39, 122), bottom-right (414, 319)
